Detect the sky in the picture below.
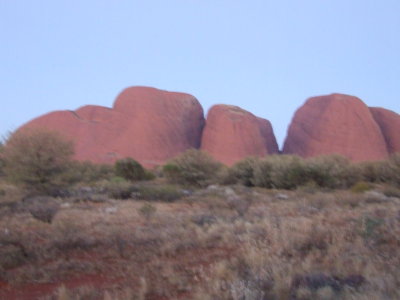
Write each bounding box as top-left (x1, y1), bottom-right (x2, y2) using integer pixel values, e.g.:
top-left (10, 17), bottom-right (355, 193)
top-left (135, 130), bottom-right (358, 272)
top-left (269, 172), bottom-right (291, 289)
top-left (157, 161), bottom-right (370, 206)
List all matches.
top-left (1, 0), bottom-right (399, 147)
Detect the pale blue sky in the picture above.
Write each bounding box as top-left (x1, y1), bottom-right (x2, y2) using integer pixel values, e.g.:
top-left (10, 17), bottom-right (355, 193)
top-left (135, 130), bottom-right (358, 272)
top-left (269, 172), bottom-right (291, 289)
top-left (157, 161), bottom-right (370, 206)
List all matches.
top-left (1, 0), bottom-right (399, 146)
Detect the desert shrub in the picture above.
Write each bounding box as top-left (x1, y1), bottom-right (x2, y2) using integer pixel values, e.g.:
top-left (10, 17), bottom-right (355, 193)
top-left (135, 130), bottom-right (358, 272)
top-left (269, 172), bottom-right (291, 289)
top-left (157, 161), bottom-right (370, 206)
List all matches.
top-left (351, 181), bottom-right (372, 193)
top-left (2, 129), bottom-right (74, 193)
top-left (359, 215), bottom-right (384, 242)
top-left (221, 157), bottom-right (259, 186)
top-left (110, 176), bottom-right (126, 183)
top-left (22, 196), bottom-right (60, 223)
top-left (251, 154), bottom-right (360, 190)
top-left (386, 153), bottom-right (400, 187)
top-left (65, 161), bottom-right (114, 184)
top-left (226, 154), bottom-right (365, 190)
top-left (138, 202), bottom-right (156, 221)
top-left (252, 157), bottom-right (274, 188)
top-left (305, 155), bottom-right (358, 189)
top-left (228, 195), bottom-right (253, 217)
top-left (0, 244), bottom-right (27, 269)
top-left (253, 155), bottom-right (308, 189)
top-left (269, 155), bottom-right (308, 189)
top-left (105, 181), bottom-right (136, 199)
top-left (135, 185), bottom-right (183, 202)
top-left (357, 160), bottom-right (386, 183)
top-left (381, 186), bottom-right (400, 198)
top-left (114, 158), bottom-right (147, 181)
top-left (51, 219), bottom-right (97, 254)
top-left (144, 169), bottom-right (156, 180)
top-left (357, 155), bottom-right (400, 187)
top-left (163, 149), bottom-right (223, 187)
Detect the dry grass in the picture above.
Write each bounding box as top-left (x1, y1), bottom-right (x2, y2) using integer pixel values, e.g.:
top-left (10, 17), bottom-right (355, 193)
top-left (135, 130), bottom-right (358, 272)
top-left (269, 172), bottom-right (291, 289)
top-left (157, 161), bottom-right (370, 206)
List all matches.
top-left (0, 183), bottom-right (399, 299)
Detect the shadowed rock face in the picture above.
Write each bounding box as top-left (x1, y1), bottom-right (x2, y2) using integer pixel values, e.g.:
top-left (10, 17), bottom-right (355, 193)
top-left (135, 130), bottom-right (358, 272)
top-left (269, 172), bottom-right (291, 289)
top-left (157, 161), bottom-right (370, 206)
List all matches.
top-left (20, 87), bottom-right (205, 167)
top-left (201, 104), bottom-right (279, 165)
top-left (370, 107), bottom-right (400, 154)
top-left (283, 94), bottom-right (389, 162)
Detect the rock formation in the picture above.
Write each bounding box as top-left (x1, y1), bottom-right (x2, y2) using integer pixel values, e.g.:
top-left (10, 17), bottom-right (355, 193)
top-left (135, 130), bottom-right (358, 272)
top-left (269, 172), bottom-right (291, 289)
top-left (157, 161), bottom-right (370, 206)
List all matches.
top-left (19, 87), bottom-right (399, 167)
top-left (370, 107), bottom-right (400, 154)
top-left (20, 87), bottom-right (205, 167)
top-left (201, 104), bottom-right (279, 165)
top-left (283, 94), bottom-right (388, 161)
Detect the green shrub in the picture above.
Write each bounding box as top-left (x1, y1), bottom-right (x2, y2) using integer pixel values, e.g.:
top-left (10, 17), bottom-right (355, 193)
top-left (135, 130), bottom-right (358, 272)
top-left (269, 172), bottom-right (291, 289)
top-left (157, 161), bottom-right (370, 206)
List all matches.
top-left (222, 157), bottom-right (259, 186)
top-left (270, 155), bottom-right (308, 189)
top-left (144, 169), bottom-right (156, 180)
top-left (351, 181), bottom-right (372, 193)
top-left (105, 181), bottom-right (136, 199)
top-left (252, 157), bottom-right (274, 188)
top-left (163, 149), bottom-right (222, 187)
top-left (138, 203), bottom-right (156, 221)
top-left (250, 154), bottom-right (358, 190)
top-left (135, 185), bottom-right (183, 202)
top-left (2, 128), bottom-right (74, 193)
top-left (23, 196), bottom-right (60, 223)
top-left (64, 161), bottom-right (114, 184)
top-left (110, 176), bottom-right (126, 183)
top-left (305, 155), bottom-right (358, 189)
top-left (356, 160), bottom-right (386, 183)
top-left (387, 153), bottom-right (400, 187)
top-left (357, 154), bottom-right (400, 187)
top-left (114, 158), bottom-right (146, 181)
top-left (253, 155), bottom-right (307, 189)
top-left (162, 163), bottom-right (180, 180)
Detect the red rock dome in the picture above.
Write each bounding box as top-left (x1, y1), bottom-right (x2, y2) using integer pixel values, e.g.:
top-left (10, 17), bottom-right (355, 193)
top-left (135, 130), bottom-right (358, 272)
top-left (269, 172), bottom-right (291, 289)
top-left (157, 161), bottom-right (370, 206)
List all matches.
top-left (20, 87), bottom-right (205, 167)
top-left (283, 94), bottom-right (388, 161)
top-left (200, 104), bottom-right (279, 165)
top-left (370, 107), bottom-right (400, 154)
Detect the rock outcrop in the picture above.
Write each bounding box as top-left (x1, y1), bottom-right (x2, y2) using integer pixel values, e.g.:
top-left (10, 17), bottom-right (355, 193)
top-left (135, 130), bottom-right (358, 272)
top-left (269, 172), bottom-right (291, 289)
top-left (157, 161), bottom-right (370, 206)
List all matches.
top-left (370, 107), bottom-right (400, 154)
top-left (283, 94), bottom-right (388, 161)
top-left (20, 87), bottom-right (205, 167)
top-left (201, 104), bottom-right (279, 165)
top-left (20, 87), bottom-right (398, 167)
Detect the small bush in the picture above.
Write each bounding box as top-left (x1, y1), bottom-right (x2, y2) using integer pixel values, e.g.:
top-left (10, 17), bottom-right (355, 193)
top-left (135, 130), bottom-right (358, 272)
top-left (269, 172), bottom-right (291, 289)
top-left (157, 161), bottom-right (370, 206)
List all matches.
top-left (0, 244), bottom-right (27, 269)
top-left (65, 161), bottom-right (114, 184)
top-left (138, 202), bottom-right (156, 221)
top-left (252, 157), bottom-right (274, 188)
top-left (387, 153), bottom-right (400, 187)
top-left (2, 129), bottom-right (74, 193)
top-left (23, 196), bottom-right (60, 223)
top-left (381, 186), bottom-right (400, 198)
top-left (270, 155), bottom-right (308, 189)
top-left (238, 154), bottom-right (359, 190)
top-left (135, 185), bottom-right (183, 202)
top-left (351, 181), bottom-right (372, 193)
top-left (105, 181), bottom-right (136, 199)
top-left (114, 158), bottom-right (147, 181)
top-left (305, 155), bottom-right (358, 189)
top-left (222, 157), bottom-right (259, 186)
top-left (357, 160), bottom-right (386, 183)
top-left (253, 155), bottom-right (308, 189)
top-left (163, 149), bottom-right (222, 187)
top-left (144, 170), bottom-right (156, 180)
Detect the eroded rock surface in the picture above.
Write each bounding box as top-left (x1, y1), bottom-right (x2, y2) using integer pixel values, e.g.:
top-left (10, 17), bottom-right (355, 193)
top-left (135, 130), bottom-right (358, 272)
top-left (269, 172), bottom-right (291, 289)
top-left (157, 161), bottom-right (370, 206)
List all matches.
top-left (283, 94), bottom-right (388, 161)
top-left (201, 104), bottom-right (278, 165)
top-left (21, 87), bottom-right (205, 167)
top-left (370, 107), bottom-right (400, 154)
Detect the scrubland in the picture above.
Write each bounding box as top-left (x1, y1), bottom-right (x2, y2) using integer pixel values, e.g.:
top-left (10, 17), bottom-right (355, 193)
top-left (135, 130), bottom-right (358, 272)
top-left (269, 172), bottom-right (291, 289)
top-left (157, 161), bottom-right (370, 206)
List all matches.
top-left (1, 180), bottom-right (399, 300)
top-left (0, 131), bottom-right (399, 299)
